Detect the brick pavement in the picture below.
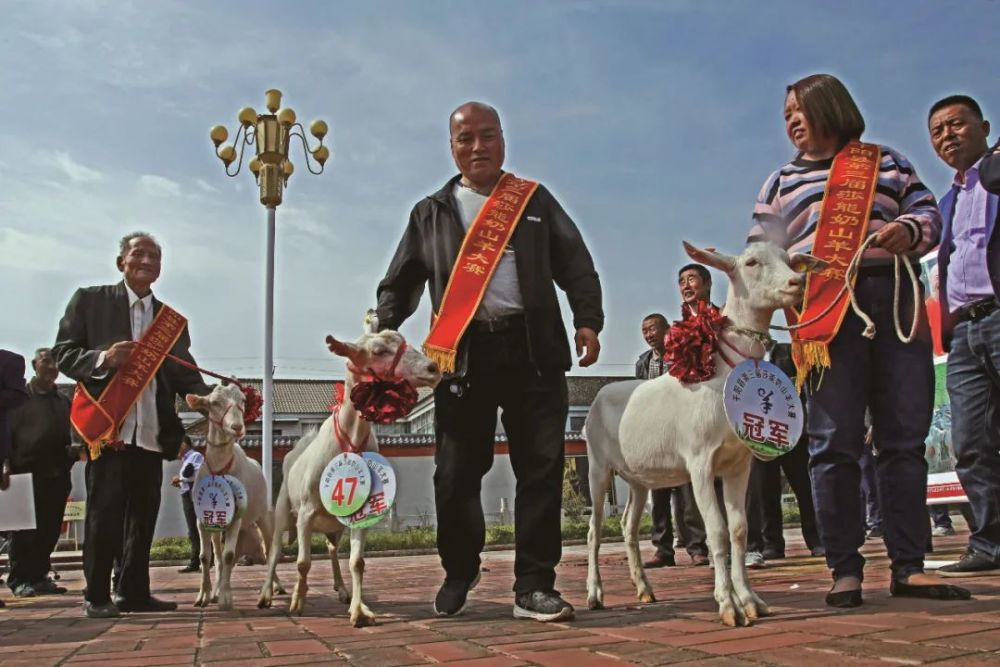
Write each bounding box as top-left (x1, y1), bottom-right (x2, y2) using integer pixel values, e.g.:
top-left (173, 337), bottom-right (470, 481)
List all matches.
top-left (2, 530), bottom-right (999, 665)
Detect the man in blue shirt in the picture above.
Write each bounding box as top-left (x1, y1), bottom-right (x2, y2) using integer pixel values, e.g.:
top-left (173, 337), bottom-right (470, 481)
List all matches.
top-left (928, 94), bottom-right (1000, 577)
top-left (171, 436), bottom-right (203, 573)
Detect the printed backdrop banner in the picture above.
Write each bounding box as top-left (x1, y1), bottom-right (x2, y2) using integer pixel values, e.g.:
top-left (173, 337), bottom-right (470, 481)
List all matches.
top-left (920, 253), bottom-right (967, 505)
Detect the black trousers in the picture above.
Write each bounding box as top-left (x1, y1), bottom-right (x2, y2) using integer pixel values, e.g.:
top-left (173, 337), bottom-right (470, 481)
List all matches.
top-left (650, 484), bottom-right (707, 558)
top-left (747, 437), bottom-right (821, 553)
top-left (8, 470), bottom-right (71, 589)
top-left (434, 323), bottom-right (568, 594)
top-left (84, 447), bottom-right (162, 605)
top-left (181, 491), bottom-right (200, 567)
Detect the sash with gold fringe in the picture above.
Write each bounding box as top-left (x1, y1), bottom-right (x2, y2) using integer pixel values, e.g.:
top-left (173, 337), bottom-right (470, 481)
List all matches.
top-left (423, 173), bottom-right (539, 373)
top-left (71, 304), bottom-right (187, 459)
top-left (791, 141), bottom-right (881, 389)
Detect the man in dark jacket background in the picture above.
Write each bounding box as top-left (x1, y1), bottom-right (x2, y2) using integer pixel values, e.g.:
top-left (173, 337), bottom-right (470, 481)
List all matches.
top-left (636, 312), bottom-right (709, 569)
top-left (377, 101), bottom-right (603, 622)
top-left (6, 348), bottom-right (74, 598)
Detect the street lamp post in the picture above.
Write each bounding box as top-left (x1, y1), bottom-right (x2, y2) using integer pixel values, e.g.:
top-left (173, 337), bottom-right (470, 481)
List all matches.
top-left (210, 89), bottom-right (330, 500)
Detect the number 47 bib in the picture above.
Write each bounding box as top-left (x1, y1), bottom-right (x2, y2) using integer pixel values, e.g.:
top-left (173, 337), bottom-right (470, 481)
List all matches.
top-left (320, 452), bottom-right (372, 517)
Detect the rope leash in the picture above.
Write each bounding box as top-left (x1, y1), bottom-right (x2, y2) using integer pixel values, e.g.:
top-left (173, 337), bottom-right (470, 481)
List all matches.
top-left (770, 236), bottom-right (921, 343)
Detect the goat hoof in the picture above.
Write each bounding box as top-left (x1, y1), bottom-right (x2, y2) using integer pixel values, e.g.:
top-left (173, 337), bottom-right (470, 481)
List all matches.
top-left (720, 608), bottom-right (738, 627)
top-left (337, 589), bottom-right (351, 604)
top-left (587, 597), bottom-right (604, 610)
top-left (639, 591), bottom-right (656, 604)
top-left (275, 585), bottom-right (287, 596)
top-left (257, 597), bottom-right (272, 609)
top-left (351, 613), bottom-right (375, 628)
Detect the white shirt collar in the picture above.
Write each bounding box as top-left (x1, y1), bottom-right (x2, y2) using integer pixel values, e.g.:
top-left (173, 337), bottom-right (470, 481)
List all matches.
top-left (123, 280), bottom-right (154, 310)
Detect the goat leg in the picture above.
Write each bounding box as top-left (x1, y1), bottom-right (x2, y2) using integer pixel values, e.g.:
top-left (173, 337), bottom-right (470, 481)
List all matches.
top-left (194, 522), bottom-right (213, 607)
top-left (348, 527), bottom-right (375, 627)
top-left (586, 461), bottom-right (614, 610)
top-left (623, 483), bottom-right (656, 603)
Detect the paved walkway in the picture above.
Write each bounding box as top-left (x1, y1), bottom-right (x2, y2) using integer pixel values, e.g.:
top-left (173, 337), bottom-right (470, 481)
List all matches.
top-left (2, 530), bottom-right (999, 666)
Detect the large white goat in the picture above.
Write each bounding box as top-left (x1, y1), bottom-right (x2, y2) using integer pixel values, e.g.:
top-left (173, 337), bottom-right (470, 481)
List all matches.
top-left (257, 321), bottom-right (442, 626)
top-left (185, 383), bottom-right (284, 610)
top-left (585, 241), bottom-right (824, 627)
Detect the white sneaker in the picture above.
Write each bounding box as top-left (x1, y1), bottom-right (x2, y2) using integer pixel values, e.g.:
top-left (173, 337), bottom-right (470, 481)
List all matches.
top-left (932, 525), bottom-right (956, 537)
top-left (745, 551), bottom-right (766, 569)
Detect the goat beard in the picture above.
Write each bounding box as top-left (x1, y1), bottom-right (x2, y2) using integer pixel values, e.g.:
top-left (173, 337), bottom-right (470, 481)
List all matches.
top-left (341, 377), bottom-right (419, 424)
top-left (664, 301), bottom-right (726, 383)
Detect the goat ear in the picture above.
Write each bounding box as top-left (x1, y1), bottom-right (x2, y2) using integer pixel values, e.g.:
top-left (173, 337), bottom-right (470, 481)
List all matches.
top-left (363, 309), bottom-right (379, 335)
top-left (789, 253), bottom-right (828, 274)
top-left (683, 241), bottom-right (736, 274)
top-left (326, 335), bottom-right (362, 361)
top-left (186, 393), bottom-right (209, 411)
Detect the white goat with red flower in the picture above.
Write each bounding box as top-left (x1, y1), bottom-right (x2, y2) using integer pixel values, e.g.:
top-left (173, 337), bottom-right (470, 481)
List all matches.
top-left (584, 242), bottom-right (824, 627)
top-left (185, 382), bottom-right (284, 610)
top-left (258, 314), bottom-right (442, 626)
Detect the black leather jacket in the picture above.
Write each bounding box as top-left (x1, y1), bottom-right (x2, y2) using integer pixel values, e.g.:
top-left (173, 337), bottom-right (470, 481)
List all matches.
top-left (377, 175), bottom-right (604, 377)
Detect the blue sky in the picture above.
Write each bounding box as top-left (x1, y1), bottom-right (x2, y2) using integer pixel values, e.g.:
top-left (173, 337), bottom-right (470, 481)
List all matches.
top-left (1, 0), bottom-right (996, 379)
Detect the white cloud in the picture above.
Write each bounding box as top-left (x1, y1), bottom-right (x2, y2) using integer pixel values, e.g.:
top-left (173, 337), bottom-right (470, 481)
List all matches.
top-left (52, 151), bottom-right (103, 183)
top-left (138, 174), bottom-right (182, 197)
top-left (195, 179), bottom-right (218, 193)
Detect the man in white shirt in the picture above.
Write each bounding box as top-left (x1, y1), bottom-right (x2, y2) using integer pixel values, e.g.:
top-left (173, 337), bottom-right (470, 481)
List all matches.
top-left (53, 232), bottom-right (209, 618)
top-left (171, 436), bottom-right (204, 573)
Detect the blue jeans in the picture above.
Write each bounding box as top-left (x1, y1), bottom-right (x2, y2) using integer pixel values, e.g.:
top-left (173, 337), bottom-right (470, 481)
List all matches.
top-left (807, 270), bottom-right (933, 582)
top-left (946, 311), bottom-right (1000, 562)
top-left (859, 445), bottom-right (882, 530)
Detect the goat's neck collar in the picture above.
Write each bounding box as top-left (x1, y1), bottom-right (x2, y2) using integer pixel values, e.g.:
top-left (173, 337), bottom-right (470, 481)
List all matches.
top-left (719, 294), bottom-right (776, 364)
top-left (203, 432), bottom-right (236, 475)
top-left (335, 373), bottom-right (371, 453)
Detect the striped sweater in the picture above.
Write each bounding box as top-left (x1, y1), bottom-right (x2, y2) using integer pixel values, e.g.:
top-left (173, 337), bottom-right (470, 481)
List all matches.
top-left (748, 146), bottom-right (942, 263)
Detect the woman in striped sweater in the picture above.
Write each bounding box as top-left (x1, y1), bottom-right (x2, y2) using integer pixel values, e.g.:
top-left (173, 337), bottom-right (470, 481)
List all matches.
top-left (749, 73), bottom-right (969, 608)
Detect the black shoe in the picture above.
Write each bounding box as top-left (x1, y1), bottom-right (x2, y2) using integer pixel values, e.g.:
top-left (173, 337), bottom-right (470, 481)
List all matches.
top-left (643, 554), bottom-right (675, 568)
top-left (84, 601), bottom-right (120, 619)
top-left (178, 564), bottom-right (200, 573)
top-left (514, 590), bottom-right (575, 622)
top-left (890, 579), bottom-right (971, 600)
top-left (32, 580), bottom-right (67, 595)
top-left (938, 549), bottom-right (1000, 578)
top-left (825, 579), bottom-right (863, 608)
top-left (810, 546), bottom-right (827, 557)
top-left (762, 548), bottom-right (785, 561)
top-left (866, 526), bottom-right (884, 540)
top-left (433, 572), bottom-right (480, 617)
top-left (114, 595), bottom-right (178, 613)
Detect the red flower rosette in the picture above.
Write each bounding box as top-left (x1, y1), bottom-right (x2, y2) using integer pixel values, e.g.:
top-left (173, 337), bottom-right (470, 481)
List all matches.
top-left (240, 385), bottom-right (263, 424)
top-left (664, 301), bottom-right (727, 383)
top-left (348, 378), bottom-right (419, 424)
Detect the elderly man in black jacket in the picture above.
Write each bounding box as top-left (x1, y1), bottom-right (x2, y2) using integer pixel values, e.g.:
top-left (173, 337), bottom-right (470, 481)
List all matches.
top-left (377, 102), bottom-right (603, 623)
top-left (53, 232), bottom-right (209, 618)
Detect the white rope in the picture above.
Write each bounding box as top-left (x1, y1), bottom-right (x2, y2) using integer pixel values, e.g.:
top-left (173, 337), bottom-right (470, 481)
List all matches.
top-left (771, 235), bottom-right (921, 343)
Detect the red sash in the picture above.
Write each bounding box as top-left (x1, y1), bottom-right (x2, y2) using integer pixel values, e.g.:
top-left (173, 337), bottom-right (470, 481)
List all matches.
top-left (423, 173), bottom-right (539, 373)
top-left (71, 304), bottom-right (187, 460)
top-left (791, 141), bottom-right (881, 388)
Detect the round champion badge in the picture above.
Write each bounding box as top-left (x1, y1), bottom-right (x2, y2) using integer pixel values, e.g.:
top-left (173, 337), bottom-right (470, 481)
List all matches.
top-left (341, 452), bottom-right (398, 529)
top-left (194, 475), bottom-right (237, 532)
top-left (723, 359), bottom-right (804, 461)
top-left (225, 475), bottom-right (248, 520)
top-left (320, 452), bottom-right (372, 517)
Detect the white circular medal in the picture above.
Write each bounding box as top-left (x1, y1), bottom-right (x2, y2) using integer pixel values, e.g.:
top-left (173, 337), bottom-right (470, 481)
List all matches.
top-left (724, 359), bottom-right (804, 461)
top-left (320, 452), bottom-right (372, 517)
top-left (341, 452), bottom-right (398, 529)
top-left (225, 475), bottom-right (248, 520)
top-left (194, 475), bottom-right (237, 532)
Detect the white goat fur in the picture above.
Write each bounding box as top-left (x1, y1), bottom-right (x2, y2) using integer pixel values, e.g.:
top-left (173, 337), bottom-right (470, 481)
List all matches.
top-left (257, 321), bottom-right (442, 626)
top-left (584, 242), bottom-right (823, 627)
top-left (186, 383), bottom-right (284, 610)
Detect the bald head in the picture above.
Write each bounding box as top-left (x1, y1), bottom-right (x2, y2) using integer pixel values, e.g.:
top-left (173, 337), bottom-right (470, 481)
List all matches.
top-left (449, 101), bottom-right (505, 190)
top-left (449, 101), bottom-right (502, 136)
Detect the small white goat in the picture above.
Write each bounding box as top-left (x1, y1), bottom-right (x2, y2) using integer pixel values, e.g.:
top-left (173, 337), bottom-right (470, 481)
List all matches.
top-left (257, 320), bottom-right (441, 626)
top-left (185, 383), bottom-right (284, 610)
top-left (585, 241), bottom-right (823, 627)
